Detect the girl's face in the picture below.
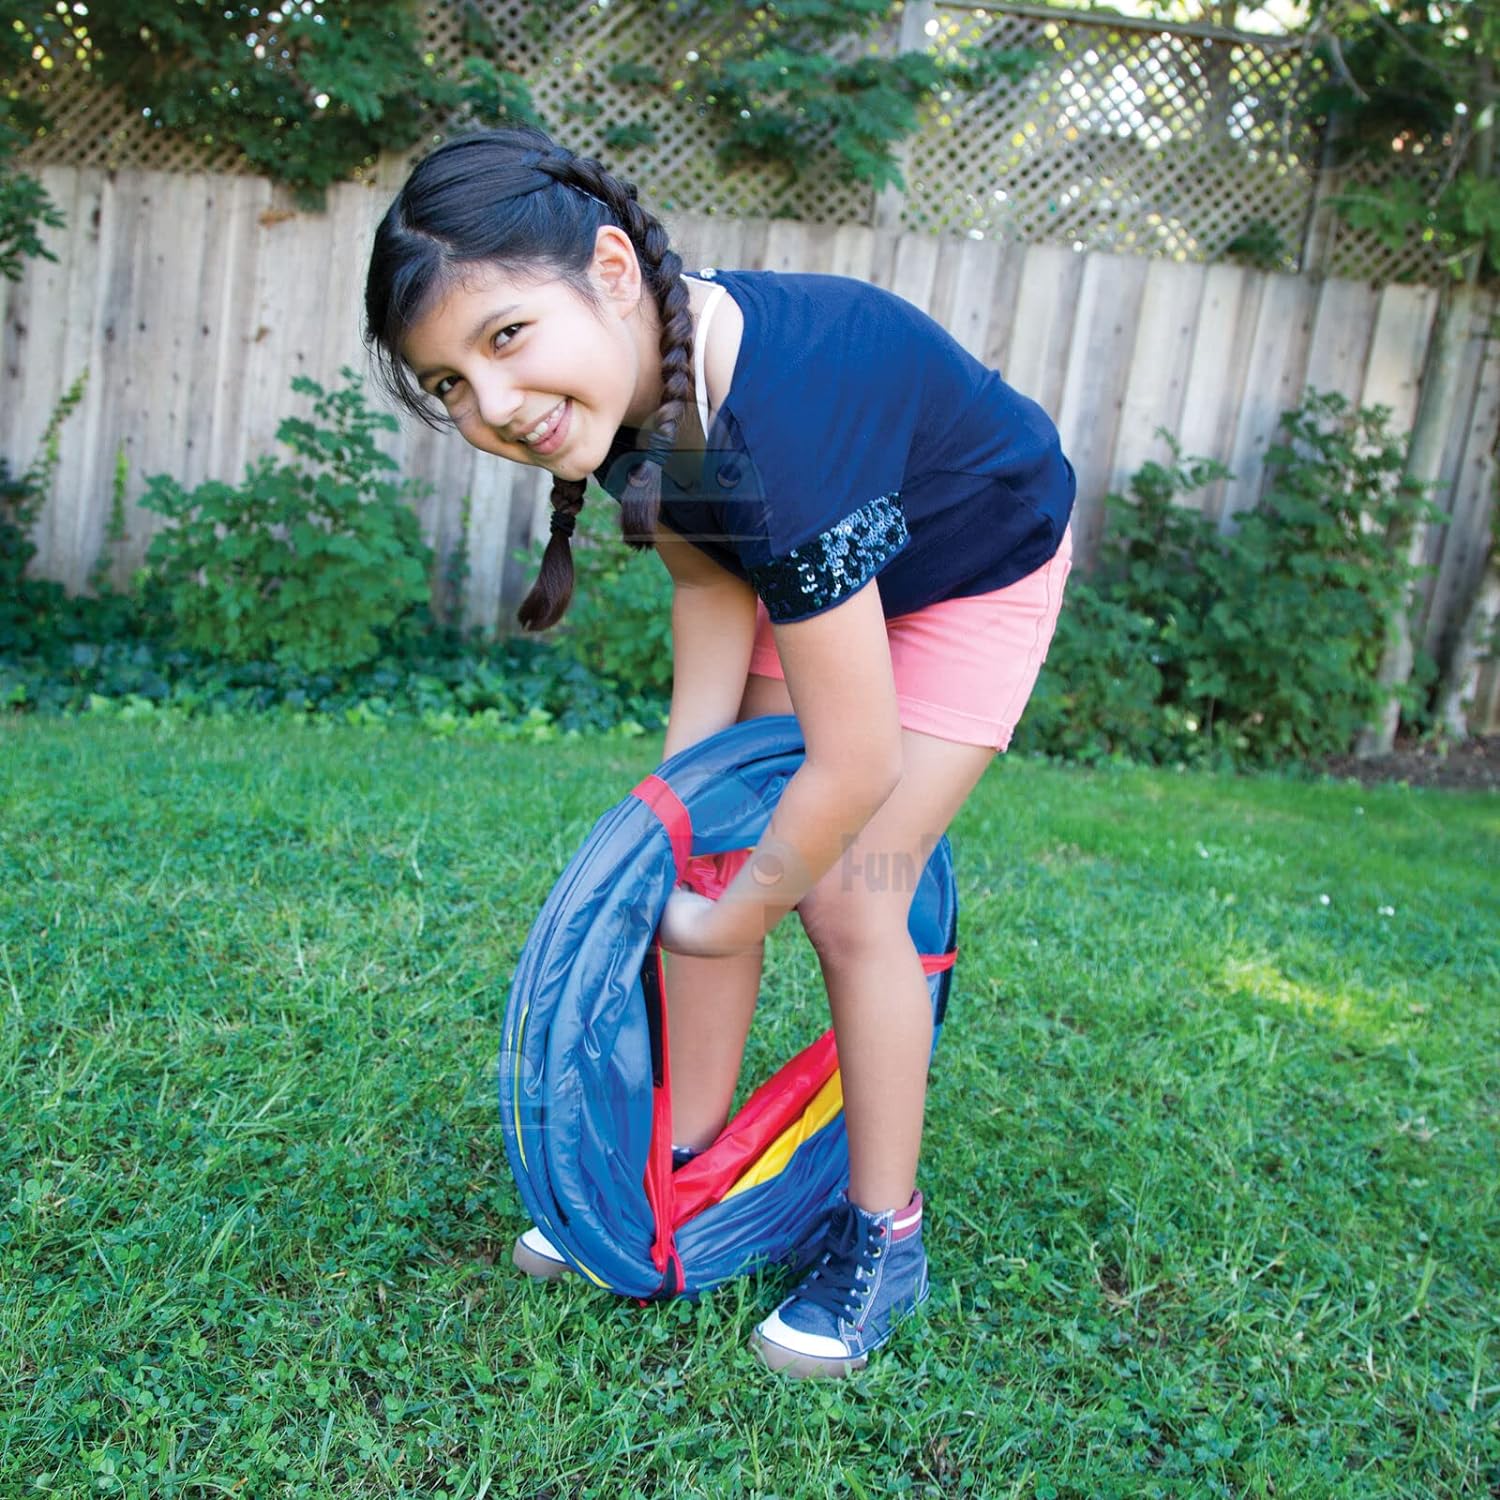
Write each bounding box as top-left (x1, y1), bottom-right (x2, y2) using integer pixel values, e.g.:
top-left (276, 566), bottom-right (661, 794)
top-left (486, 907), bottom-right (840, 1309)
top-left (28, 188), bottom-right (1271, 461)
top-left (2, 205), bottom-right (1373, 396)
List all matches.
top-left (400, 228), bottom-right (660, 483)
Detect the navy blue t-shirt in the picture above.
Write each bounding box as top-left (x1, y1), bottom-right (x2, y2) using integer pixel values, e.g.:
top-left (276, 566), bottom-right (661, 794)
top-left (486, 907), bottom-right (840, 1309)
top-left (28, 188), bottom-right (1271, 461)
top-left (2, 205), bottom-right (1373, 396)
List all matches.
top-left (595, 269), bottom-right (1075, 624)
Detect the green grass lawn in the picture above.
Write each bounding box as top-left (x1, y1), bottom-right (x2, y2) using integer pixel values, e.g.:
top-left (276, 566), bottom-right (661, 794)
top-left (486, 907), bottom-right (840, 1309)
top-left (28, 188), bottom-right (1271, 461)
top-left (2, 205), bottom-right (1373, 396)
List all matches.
top-left (1, 715), bottom-right (1496, 1499)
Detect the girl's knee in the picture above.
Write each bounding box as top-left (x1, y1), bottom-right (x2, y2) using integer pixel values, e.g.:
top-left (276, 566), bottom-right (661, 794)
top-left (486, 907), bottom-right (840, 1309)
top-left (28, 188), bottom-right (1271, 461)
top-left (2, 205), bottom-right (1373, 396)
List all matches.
top-left (798, 883), bottom-right (911, 968)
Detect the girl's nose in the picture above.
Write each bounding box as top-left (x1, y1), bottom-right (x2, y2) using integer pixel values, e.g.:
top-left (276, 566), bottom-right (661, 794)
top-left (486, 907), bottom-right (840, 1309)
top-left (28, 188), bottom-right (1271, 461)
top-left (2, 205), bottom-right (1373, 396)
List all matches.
top-left (473, 371), bottom-right (523, 432)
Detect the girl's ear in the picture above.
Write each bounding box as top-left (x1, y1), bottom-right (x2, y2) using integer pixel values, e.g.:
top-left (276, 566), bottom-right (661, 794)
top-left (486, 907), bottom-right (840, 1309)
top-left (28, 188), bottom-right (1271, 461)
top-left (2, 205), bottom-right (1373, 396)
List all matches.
top-left (590, 225), bottom-right (644, 314)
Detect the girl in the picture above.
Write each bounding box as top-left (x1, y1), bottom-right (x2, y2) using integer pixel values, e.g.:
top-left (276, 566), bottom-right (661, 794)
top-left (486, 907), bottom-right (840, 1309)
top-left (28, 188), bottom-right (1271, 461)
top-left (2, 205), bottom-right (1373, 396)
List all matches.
top-left (365, 127), bottom-right (1074, 1379)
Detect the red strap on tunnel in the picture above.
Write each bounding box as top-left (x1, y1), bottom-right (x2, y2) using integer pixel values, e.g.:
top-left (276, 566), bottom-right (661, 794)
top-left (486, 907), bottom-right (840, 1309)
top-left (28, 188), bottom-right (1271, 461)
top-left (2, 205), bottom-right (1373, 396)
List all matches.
top-left (640, 943), bottom-right (683, 1297)
top-left (921, 949), bottom-right (957, 976)
top-left (631, 774), bottom-right (693, 879)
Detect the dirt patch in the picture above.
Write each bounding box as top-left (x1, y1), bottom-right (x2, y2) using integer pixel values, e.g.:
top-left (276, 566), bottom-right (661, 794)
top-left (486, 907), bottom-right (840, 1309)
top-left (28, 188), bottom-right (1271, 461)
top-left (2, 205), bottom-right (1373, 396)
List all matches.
top-left (1318, 734), bottom-right (1500, 792)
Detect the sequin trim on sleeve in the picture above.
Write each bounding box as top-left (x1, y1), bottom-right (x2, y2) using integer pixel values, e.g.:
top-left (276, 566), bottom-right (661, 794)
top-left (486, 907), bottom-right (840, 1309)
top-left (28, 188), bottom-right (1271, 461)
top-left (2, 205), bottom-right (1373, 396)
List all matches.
top-left (748, 494), bottom-right (908, 623)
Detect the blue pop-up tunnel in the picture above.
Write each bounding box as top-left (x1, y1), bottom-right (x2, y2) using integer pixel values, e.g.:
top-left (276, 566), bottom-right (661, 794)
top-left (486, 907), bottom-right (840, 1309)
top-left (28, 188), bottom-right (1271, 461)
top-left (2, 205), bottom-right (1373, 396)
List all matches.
top-left (499, 716), bottom-right (957, 1298)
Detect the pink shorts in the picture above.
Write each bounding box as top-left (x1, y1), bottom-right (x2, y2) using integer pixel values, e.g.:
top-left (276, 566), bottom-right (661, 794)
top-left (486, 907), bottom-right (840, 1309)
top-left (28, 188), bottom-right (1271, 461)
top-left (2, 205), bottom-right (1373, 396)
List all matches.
top-left (748, 526), bottom-right (1073, 751)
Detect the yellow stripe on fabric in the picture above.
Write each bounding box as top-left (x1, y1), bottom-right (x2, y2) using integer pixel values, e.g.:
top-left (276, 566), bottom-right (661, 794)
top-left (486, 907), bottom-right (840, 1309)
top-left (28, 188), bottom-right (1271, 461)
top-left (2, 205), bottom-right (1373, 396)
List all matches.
top-left (511, 1001), bottom-right (530, 1172)
top-left (572, 1256), bottom-right (608, 1287)
top-left (722, 1071), bottom-right (843, 1201)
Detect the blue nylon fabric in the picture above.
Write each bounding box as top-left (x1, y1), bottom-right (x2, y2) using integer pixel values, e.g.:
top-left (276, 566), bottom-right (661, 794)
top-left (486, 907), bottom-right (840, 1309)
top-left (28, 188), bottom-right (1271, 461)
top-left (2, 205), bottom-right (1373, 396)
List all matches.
top-left (499, 716), bottom-right (958, 1297)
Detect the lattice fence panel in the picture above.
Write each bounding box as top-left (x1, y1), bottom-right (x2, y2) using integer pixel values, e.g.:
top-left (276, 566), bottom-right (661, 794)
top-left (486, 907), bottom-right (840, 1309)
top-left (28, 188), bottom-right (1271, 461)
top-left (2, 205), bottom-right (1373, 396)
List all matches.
top-left (899, 3), bottom-right (1455, 283)
top-left (904, 6), bottom-right (1317, 264)
top-left (8, 0), bottom-right (1461, 284)
top-left (414, 0), bottom-right (881, 224)
top-left (1326, 147), bottom-right (1463, 287)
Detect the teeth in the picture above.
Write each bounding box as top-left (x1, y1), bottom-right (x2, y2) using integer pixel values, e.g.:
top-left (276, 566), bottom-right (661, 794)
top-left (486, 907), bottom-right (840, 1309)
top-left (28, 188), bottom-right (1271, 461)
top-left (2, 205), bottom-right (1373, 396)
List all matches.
top-left (521, 401), bottom-right (563, 446)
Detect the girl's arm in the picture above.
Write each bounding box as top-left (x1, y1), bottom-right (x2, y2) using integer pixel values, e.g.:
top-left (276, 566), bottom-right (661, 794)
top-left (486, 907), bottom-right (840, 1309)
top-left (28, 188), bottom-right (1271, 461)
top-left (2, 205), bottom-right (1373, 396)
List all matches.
top-left (660, 579), bottom-right (904, 955)
top-left (656, 523), bottom-right (758, 759)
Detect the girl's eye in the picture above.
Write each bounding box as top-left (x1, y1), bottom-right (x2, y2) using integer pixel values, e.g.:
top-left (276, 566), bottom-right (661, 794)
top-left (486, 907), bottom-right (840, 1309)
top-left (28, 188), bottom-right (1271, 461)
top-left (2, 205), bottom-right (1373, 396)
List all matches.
top-left (425, 324), bottom-right (522, 403)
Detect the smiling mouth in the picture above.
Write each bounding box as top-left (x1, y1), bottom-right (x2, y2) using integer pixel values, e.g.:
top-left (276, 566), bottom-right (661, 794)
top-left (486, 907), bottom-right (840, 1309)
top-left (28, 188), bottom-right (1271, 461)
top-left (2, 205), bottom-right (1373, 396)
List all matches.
top-left (516, 400), bottom-right (566, 449)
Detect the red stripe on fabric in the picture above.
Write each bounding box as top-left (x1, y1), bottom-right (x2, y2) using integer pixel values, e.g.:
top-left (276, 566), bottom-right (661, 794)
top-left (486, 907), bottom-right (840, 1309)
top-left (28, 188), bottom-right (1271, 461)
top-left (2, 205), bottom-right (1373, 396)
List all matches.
top-left (640, 944), bottom-right (678, 1281)
top-left (919, 949), bottom-right (957, 976)
top-left (631, 774), bottom-right (693, 878)
top-left (892, 1191), bottom-right (923, 1240)
top-left (680, 848), bottom-right (753, 900)
top-left (671, 1030), bottom-right (840, 1228)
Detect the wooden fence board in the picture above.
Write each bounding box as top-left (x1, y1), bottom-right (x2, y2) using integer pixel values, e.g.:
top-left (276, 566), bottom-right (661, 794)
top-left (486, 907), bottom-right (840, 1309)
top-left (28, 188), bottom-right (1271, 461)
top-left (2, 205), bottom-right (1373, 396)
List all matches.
top-left (157, 172), bottom-right (212, 516)
top-left (94, 173), bottom-right (162, 583)
top-left (763, 219), bottom-right (818, 275)
top-left (1411, 291), bottom-right (1490, 631)
top-left (1421, 319), bottom-right (1500, 669)
top-left (865, 226), bottom-right (904, 293)
top-left (829, 223), bottom-right (877, 283)
top-left (889, 232), bottom-right (941, 314)
top-left (318, 178), bottom-right (380, 395)
top-left (980, 242), bottom-right (1029, 381)
top-left (1218, 273), bottom-right (1319, 525)
top-left (1471, 575), bottom-right (1500, 732)
top-left (1002, 245), bottom-right (1085, 423)
top-left (6, 170), bottom-right (75, 572)
top-left (1303, 276), bottom-right (1380, 404)
top-left (929, 235), bottom-right (1002, 359)
top-left (203, 175), bottom-right (270, 503)
top-left (1359, 284), bottom-right (1438, 434)
top-left (1113, 259), bottom-right (1206, 491)
top-left (46, 169), bottom-right (107, 585)
top-left (1175, 263), bottom-right (1255, 513)
top-left (732, 218), bottom-right (772, 277)
top-left (1056, 253), bottom-right (1152, 561)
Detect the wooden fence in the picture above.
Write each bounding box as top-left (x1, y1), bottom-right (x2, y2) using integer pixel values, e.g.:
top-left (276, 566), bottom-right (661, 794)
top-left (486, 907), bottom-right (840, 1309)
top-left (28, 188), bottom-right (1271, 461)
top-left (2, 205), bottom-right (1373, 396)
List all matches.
top-left (3, 165), bottom-right (1498, 727)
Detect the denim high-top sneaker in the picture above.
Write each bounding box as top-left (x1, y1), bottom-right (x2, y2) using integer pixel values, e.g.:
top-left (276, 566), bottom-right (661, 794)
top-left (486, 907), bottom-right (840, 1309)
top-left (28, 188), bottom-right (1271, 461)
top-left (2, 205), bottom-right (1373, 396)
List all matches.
top-left (752, 1191), bottom-right (928, 1378)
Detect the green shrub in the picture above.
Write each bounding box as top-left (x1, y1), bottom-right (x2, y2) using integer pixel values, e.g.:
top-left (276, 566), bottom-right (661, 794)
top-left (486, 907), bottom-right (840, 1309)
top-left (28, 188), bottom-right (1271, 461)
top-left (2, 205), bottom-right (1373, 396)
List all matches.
top-left (141, 371), bottom-right (433, 673)
top-left (551, 498), bottom-right (673, 699)
top-left (1018, 391), bottom-right (1440, 767)
top-left (1019, 441), bottom-right (1228, 763)
top-left (1189, 390), bottom-right (1439, 760)
top-left (0, 629), bottom-right (664, 740)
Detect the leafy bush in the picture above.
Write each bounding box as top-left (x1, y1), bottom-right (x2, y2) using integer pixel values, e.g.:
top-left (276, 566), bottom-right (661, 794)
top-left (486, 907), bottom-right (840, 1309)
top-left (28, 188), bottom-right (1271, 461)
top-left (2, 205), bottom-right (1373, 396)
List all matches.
top-left (0, 630), bottom-right (664, 742)
top-left (141, 372), bottom-right (433, 673)
top-left (1018, 391), bottom-right (1440, 766)
top-left (1188, 391), bottom-right (1439, 760)
top-left (552, 499), bottom-right (674, 699)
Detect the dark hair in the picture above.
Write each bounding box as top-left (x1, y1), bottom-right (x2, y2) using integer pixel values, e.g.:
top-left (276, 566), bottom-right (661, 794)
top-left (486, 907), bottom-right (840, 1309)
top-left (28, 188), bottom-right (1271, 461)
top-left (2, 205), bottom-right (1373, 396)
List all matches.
top-left (363, 127), bottom-right (693, 630)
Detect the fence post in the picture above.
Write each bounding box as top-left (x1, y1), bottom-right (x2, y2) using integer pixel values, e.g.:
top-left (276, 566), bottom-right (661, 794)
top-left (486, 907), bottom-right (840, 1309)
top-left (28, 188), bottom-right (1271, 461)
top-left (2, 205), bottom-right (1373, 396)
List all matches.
top-left (873, 0), bottom-right (938, 230)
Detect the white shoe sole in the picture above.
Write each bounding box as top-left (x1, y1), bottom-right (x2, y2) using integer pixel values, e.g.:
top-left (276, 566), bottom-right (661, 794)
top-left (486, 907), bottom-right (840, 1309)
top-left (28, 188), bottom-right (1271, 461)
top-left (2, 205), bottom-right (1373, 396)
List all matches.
top-left (512, 1231), bottom-right (572, 1281)
top-left (751, 1330), bottom-right (868, 1379)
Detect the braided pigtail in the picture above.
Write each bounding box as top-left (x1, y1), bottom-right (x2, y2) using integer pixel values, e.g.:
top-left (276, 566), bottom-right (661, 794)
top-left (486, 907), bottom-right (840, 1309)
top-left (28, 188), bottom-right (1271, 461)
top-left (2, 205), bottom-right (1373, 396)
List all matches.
top-left (516, 477), bottom-right (586, 631)
top-left (539, 153), bottom-right (696, 551)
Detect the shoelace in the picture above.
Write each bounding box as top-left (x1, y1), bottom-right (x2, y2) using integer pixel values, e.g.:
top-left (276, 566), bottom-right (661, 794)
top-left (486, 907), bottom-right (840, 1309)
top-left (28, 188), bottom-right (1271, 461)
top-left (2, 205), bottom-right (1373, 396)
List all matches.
top-left (791, 1204), bottom-right (885, 1321)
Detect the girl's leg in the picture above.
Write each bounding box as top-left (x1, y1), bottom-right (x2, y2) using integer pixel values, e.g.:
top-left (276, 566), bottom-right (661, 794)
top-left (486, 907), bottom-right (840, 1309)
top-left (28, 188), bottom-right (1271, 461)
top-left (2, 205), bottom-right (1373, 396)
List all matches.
top-left (797, 728), bottom-right (995, 1212)
top-left (751, 728), bottom-right (994, 1373)
top-left (663, 671), bottom-right (795, 1150)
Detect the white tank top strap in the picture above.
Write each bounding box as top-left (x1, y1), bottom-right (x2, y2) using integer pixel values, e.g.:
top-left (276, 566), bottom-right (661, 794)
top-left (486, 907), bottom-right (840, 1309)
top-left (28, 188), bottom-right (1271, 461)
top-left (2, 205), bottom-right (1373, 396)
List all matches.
top-left (689, 280), bottom-right (729, 439)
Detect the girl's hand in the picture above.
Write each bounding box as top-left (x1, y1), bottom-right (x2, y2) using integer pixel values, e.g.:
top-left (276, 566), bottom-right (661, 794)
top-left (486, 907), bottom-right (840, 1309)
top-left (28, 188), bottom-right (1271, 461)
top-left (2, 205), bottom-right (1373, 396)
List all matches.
top-left (658, 887), bottom-right (763, 958)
